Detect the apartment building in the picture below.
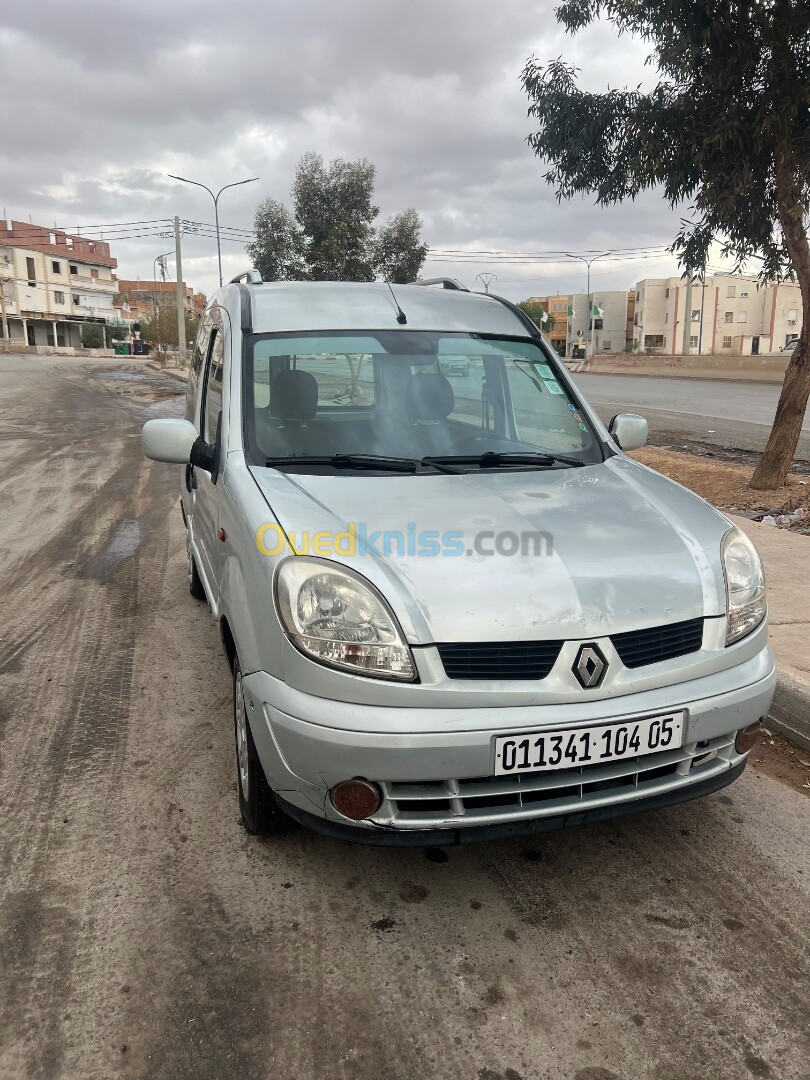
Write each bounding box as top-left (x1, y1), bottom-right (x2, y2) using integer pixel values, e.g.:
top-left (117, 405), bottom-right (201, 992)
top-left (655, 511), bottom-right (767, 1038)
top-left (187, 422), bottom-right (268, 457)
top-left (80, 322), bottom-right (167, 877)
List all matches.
top-left (0, 220), bottom-right (119, 347)
top-left (632, 274), bottom-right (802, 355)
top-left (525, 291), bottom-right (634, 356)
top-left (114, 279), bottom-right (206, 325)
top-left (524, 294), bottom-right (570, 355)
top-left (567, 290), bottom-right (634, 356)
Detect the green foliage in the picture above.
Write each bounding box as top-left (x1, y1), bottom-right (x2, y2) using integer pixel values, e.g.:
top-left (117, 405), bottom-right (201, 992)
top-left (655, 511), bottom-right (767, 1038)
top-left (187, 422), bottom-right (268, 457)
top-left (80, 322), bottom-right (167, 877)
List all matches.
top-left (521, 1), bottom-right (810, 280)
top-left (247, 154), bottom-right (427, 283)
top-left (140, 306), bottom-right (199, 348)
top-left (373, 209), bottom-right (428, 284)
top-left (521, 0), bottom-right (810, 488)
top-left (517, 300), bottom-right (555, 333)
top-left (246, 199), bottom-right (307, 283)
top-left (104, 321), bottom-right (131, 347)
top-left (80, 322), bottom-right (104, 348)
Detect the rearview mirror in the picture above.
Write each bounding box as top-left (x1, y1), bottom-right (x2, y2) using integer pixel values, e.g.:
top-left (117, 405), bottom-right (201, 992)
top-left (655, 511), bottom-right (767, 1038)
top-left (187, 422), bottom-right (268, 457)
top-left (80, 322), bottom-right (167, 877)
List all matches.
top-left (609, 413), bottom-right (648, 452)
top-left (142, 419), bottom-right (199, 464)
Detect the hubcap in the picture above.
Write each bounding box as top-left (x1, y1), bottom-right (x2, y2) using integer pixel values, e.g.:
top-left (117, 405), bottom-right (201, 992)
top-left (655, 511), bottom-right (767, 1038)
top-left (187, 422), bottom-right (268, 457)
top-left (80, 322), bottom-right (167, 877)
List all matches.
top-left (235, 670), bottom-right (250, 800)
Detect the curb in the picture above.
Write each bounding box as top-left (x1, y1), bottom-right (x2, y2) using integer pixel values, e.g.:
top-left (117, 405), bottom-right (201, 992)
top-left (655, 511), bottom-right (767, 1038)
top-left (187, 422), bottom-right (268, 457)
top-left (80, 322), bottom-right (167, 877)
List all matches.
top-left (146, 362), bottom-right (188, 384)
top-left (768, 673), bottom-right (810, 752)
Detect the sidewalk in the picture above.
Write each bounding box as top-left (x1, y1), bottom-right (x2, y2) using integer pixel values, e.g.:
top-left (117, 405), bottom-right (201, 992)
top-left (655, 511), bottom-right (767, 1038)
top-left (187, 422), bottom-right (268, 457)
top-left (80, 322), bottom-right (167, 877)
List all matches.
top-left (734, 517), bottom-right (810, 750)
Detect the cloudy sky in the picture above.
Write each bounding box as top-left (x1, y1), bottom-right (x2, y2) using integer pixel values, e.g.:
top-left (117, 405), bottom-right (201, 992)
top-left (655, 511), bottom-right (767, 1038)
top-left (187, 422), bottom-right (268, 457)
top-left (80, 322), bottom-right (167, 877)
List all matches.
top-left (1, 0), bottom-right (698, 301)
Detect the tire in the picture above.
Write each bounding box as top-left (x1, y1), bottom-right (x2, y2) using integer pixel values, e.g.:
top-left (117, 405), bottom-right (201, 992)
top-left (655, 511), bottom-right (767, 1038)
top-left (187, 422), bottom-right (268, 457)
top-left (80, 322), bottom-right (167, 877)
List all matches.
top-left (233, 657), bottom-right (286, 835)
top-left (186, 532), bottom-right (206, 601)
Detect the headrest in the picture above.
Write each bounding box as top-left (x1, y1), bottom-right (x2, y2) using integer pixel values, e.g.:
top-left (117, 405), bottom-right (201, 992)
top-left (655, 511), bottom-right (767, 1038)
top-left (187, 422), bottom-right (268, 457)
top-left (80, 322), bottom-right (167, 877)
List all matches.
top-left (270, 369), bottom-right (318, 421)
top-left (405, 371), bottom-right (454, 422)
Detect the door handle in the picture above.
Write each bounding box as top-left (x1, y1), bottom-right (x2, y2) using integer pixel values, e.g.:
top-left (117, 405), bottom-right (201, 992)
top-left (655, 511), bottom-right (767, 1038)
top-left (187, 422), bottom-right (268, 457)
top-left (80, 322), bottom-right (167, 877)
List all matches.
top-left (185, 463), bottom-right (197, 493)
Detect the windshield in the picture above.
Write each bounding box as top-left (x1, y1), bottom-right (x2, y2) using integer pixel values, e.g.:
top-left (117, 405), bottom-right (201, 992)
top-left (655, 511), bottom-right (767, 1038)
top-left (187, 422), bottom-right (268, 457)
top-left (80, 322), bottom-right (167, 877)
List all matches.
top-left (243, 331), bottom-right (601, 470)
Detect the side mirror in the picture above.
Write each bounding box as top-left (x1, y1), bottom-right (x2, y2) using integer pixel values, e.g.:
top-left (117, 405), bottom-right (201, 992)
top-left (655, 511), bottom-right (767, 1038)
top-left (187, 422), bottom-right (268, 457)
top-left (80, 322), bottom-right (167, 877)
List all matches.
top-left (609, 413), bottom-right (648, 452)
top-left (142, 419), bottom-right (199, 464)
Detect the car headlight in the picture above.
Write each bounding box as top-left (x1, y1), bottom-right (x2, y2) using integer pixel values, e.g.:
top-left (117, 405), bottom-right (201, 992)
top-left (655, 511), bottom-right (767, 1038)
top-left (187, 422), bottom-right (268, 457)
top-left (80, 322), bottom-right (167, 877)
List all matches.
top-left (722, 528), bottom-right (766, 645)
top-left (275, 558), bottom-right (416, 680)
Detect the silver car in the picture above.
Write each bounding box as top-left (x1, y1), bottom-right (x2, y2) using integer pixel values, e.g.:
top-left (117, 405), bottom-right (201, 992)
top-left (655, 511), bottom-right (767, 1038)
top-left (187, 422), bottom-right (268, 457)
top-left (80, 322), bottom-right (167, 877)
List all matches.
top-left (142, 276), bottom-right (775, 845)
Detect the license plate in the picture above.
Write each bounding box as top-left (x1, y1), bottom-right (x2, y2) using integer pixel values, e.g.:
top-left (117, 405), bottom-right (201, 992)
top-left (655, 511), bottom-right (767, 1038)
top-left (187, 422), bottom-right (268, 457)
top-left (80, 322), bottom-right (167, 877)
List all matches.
top-left (492, 712), bottom-right (685, 776)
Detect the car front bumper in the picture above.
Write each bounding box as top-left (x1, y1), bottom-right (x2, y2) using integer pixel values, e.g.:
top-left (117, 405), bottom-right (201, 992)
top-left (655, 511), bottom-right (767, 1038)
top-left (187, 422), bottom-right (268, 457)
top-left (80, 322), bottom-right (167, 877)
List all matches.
top-left (241, 647), bottom-right (775, 844)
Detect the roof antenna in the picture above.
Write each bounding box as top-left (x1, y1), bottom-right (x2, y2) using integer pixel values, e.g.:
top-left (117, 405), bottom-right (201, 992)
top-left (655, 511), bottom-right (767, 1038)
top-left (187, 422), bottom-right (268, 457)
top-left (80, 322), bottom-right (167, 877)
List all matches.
top-left (386, 280), bottom-right (407, 324)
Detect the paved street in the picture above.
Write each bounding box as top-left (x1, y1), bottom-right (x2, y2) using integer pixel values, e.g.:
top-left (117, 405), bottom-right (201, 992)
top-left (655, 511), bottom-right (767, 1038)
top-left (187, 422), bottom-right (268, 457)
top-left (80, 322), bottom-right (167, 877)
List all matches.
top-left (576, 372), bottom-right (810, 460)
top-left (1, 356), bottom-right (808, 1080)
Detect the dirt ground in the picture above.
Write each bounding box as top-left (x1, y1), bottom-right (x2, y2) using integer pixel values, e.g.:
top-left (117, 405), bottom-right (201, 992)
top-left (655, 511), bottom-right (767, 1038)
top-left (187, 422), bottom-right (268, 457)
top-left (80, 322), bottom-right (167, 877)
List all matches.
top-left (1, 357), bottom-right (808, 1080)
top-left (631, 446), bottom-right (810, 520)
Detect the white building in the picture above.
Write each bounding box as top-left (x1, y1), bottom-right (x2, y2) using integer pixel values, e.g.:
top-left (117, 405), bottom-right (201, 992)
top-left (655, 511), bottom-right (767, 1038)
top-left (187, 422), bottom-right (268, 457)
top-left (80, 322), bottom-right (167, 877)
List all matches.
top-left (632, 274), bottom-right (801, 355)
top-left (567, 290), bottom-right (633, 357)
top-left (0, 220), bottom-right (119, 348)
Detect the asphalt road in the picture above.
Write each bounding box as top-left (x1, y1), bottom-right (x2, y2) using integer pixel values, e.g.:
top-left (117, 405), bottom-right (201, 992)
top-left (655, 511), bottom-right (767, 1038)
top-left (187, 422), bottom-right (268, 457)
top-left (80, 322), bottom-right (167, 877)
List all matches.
top-left (575, 373), bottom-right (810, 460)
top-left (1, 356), bottom-right (808, 1080)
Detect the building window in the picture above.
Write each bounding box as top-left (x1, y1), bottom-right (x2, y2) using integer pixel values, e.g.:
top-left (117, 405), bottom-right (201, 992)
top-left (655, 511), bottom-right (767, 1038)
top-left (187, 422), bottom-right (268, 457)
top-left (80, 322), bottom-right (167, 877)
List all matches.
top-left (54, 290), bottom-right (65, 304)
top-left (26, 256), bottom-right (36, 285)
top-left (665, 312), bottom-right (669, 323)
top-left (727, 285), bottom-right (736, 297)
top-left (90, 268), bottom-right (99, 279)
top-left (691, 309), bottom-right (700, 321)
top-left (740, 289), bottom-right (749, 298)
top-left (690, 335), bottom-right (698, 348)
top-left (724, 311), bottom-right (734, 323)
top-left (644, 334), bottom-right (665, 348)
top-left (69, 264), bottom-right (78, 275)
top-left (722, 335), bottom-right (733, 348)
top-left (73, 294), bottom-right (81, 306)
top-left (636, 291), bottom-right (640, 301)
top-left (665, 288), bottom-right (670, 299)
top-left (52, 260), bottom-right (61, 274)
top-left (737, 311), bottom-right (747, 323)
top-left (788, 308), bottom-right (798, 324)
top-left (602, 340), bottom-right (612, 351)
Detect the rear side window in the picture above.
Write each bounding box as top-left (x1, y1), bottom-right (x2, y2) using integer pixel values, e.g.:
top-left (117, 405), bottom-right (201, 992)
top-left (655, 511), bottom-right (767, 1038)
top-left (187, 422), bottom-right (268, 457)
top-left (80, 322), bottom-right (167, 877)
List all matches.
top-left (202, 330), bottom-right (224, 444)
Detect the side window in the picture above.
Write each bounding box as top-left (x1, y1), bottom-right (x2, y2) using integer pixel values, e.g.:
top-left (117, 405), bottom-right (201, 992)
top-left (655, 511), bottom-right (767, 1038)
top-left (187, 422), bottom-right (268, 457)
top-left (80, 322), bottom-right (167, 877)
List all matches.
top-left (202, 330), bottom-right (224, 444)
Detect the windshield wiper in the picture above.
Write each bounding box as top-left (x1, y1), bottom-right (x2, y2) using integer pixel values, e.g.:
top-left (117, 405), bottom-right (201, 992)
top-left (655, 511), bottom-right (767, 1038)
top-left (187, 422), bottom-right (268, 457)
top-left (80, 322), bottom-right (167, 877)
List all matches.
top-left (263, 453), bottom-right (465, 474)
top-left (421, 451), bottom-right (586, 469)
top-left (265, 454), bottom-right (419, 472)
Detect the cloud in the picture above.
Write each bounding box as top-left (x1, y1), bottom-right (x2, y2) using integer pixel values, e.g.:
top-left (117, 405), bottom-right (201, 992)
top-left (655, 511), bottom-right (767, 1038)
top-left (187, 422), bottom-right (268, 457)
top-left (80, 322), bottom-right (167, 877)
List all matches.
top-left (1, 0), bottom-right (687, 298)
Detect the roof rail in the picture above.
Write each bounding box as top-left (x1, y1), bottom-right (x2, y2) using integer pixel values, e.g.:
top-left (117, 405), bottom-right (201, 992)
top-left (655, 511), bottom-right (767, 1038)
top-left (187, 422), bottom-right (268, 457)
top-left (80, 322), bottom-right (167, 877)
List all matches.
top-left (415, 276), bottom-right (469, 291)
top-left (229, 268), bottom-right (263, 285)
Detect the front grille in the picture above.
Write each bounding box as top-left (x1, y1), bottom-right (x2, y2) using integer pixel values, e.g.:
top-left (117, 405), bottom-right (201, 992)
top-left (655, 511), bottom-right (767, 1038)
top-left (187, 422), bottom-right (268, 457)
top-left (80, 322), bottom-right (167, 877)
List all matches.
top-left (373, 735), bottom-right (735, 829)
top-left (436, 640), bottom-right (564, 680)
top-left (611, 618), bottom-right (704, 668)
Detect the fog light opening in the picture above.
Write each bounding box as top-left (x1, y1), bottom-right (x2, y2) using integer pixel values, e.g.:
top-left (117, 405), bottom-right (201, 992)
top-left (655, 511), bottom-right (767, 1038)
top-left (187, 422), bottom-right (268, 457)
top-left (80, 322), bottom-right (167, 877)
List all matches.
top-left (330, 779), bottom-right (382, 821)
top-left (735, 720), bottom-right (763, 755)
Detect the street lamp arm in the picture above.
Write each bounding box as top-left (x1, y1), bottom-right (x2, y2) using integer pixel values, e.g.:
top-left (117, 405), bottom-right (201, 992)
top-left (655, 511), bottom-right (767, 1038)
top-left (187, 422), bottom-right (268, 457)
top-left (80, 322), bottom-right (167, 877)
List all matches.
top-left (168, 174), bottom-right (216, 201)
top-left (214, 177), bottom-right (260, 203)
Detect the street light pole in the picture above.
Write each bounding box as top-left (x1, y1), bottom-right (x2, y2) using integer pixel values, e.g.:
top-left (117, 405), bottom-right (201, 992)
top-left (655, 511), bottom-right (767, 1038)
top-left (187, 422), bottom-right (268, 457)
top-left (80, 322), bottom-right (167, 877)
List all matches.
top-left (564, 251), bottom-right (614, 360)
top-left (167, 174), bottom-right (259, 287)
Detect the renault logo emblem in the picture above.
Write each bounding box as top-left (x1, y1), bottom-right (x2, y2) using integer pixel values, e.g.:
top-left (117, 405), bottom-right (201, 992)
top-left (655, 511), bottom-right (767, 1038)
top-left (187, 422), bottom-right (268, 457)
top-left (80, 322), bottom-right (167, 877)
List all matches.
top-left (573, 643), bottom-right (608, 689)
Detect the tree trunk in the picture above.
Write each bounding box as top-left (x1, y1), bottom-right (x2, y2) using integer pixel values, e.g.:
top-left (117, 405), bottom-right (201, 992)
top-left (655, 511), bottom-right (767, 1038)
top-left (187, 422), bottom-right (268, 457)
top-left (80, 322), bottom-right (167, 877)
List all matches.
top-left (750, 147), bottom-right (810, 490)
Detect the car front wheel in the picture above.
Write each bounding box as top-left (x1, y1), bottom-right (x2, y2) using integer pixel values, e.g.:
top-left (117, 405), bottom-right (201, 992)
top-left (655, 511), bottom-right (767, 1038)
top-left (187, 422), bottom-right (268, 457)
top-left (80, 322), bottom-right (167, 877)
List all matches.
top-left (233, 657), bottom-right (286, 835)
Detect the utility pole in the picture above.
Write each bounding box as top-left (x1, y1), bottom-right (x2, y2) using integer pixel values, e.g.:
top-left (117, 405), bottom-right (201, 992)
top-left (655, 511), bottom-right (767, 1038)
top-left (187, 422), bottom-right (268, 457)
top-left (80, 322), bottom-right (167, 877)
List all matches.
top-left (174, 216), bottom-right (186, 368)
top-left (0, 274), bottom-right (9, 353)
top-left (476, 272), bottom-right (497, 294)
top-left (681, 268), bottom-right (694, 355)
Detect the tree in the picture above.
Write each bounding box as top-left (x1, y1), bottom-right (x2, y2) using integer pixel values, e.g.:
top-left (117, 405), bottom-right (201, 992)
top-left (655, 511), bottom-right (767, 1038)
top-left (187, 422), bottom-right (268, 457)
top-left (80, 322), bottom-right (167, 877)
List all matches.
top-left (247, 153), bottom-right (428, 284)
top-left (374, 209), bottom-right (428, 283)
top-left (293, 152), bottom-right (378, 281)
top-left (80, 322), bottom-right (104, 348)
top-left (517, 300), bottom-right (555, 334)
top-left (246, 199), bottom-right (306, 283)
top-left (521, 1), bottom-right (810, 489)
top-left (140, 306), bottom-right (199, 349)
